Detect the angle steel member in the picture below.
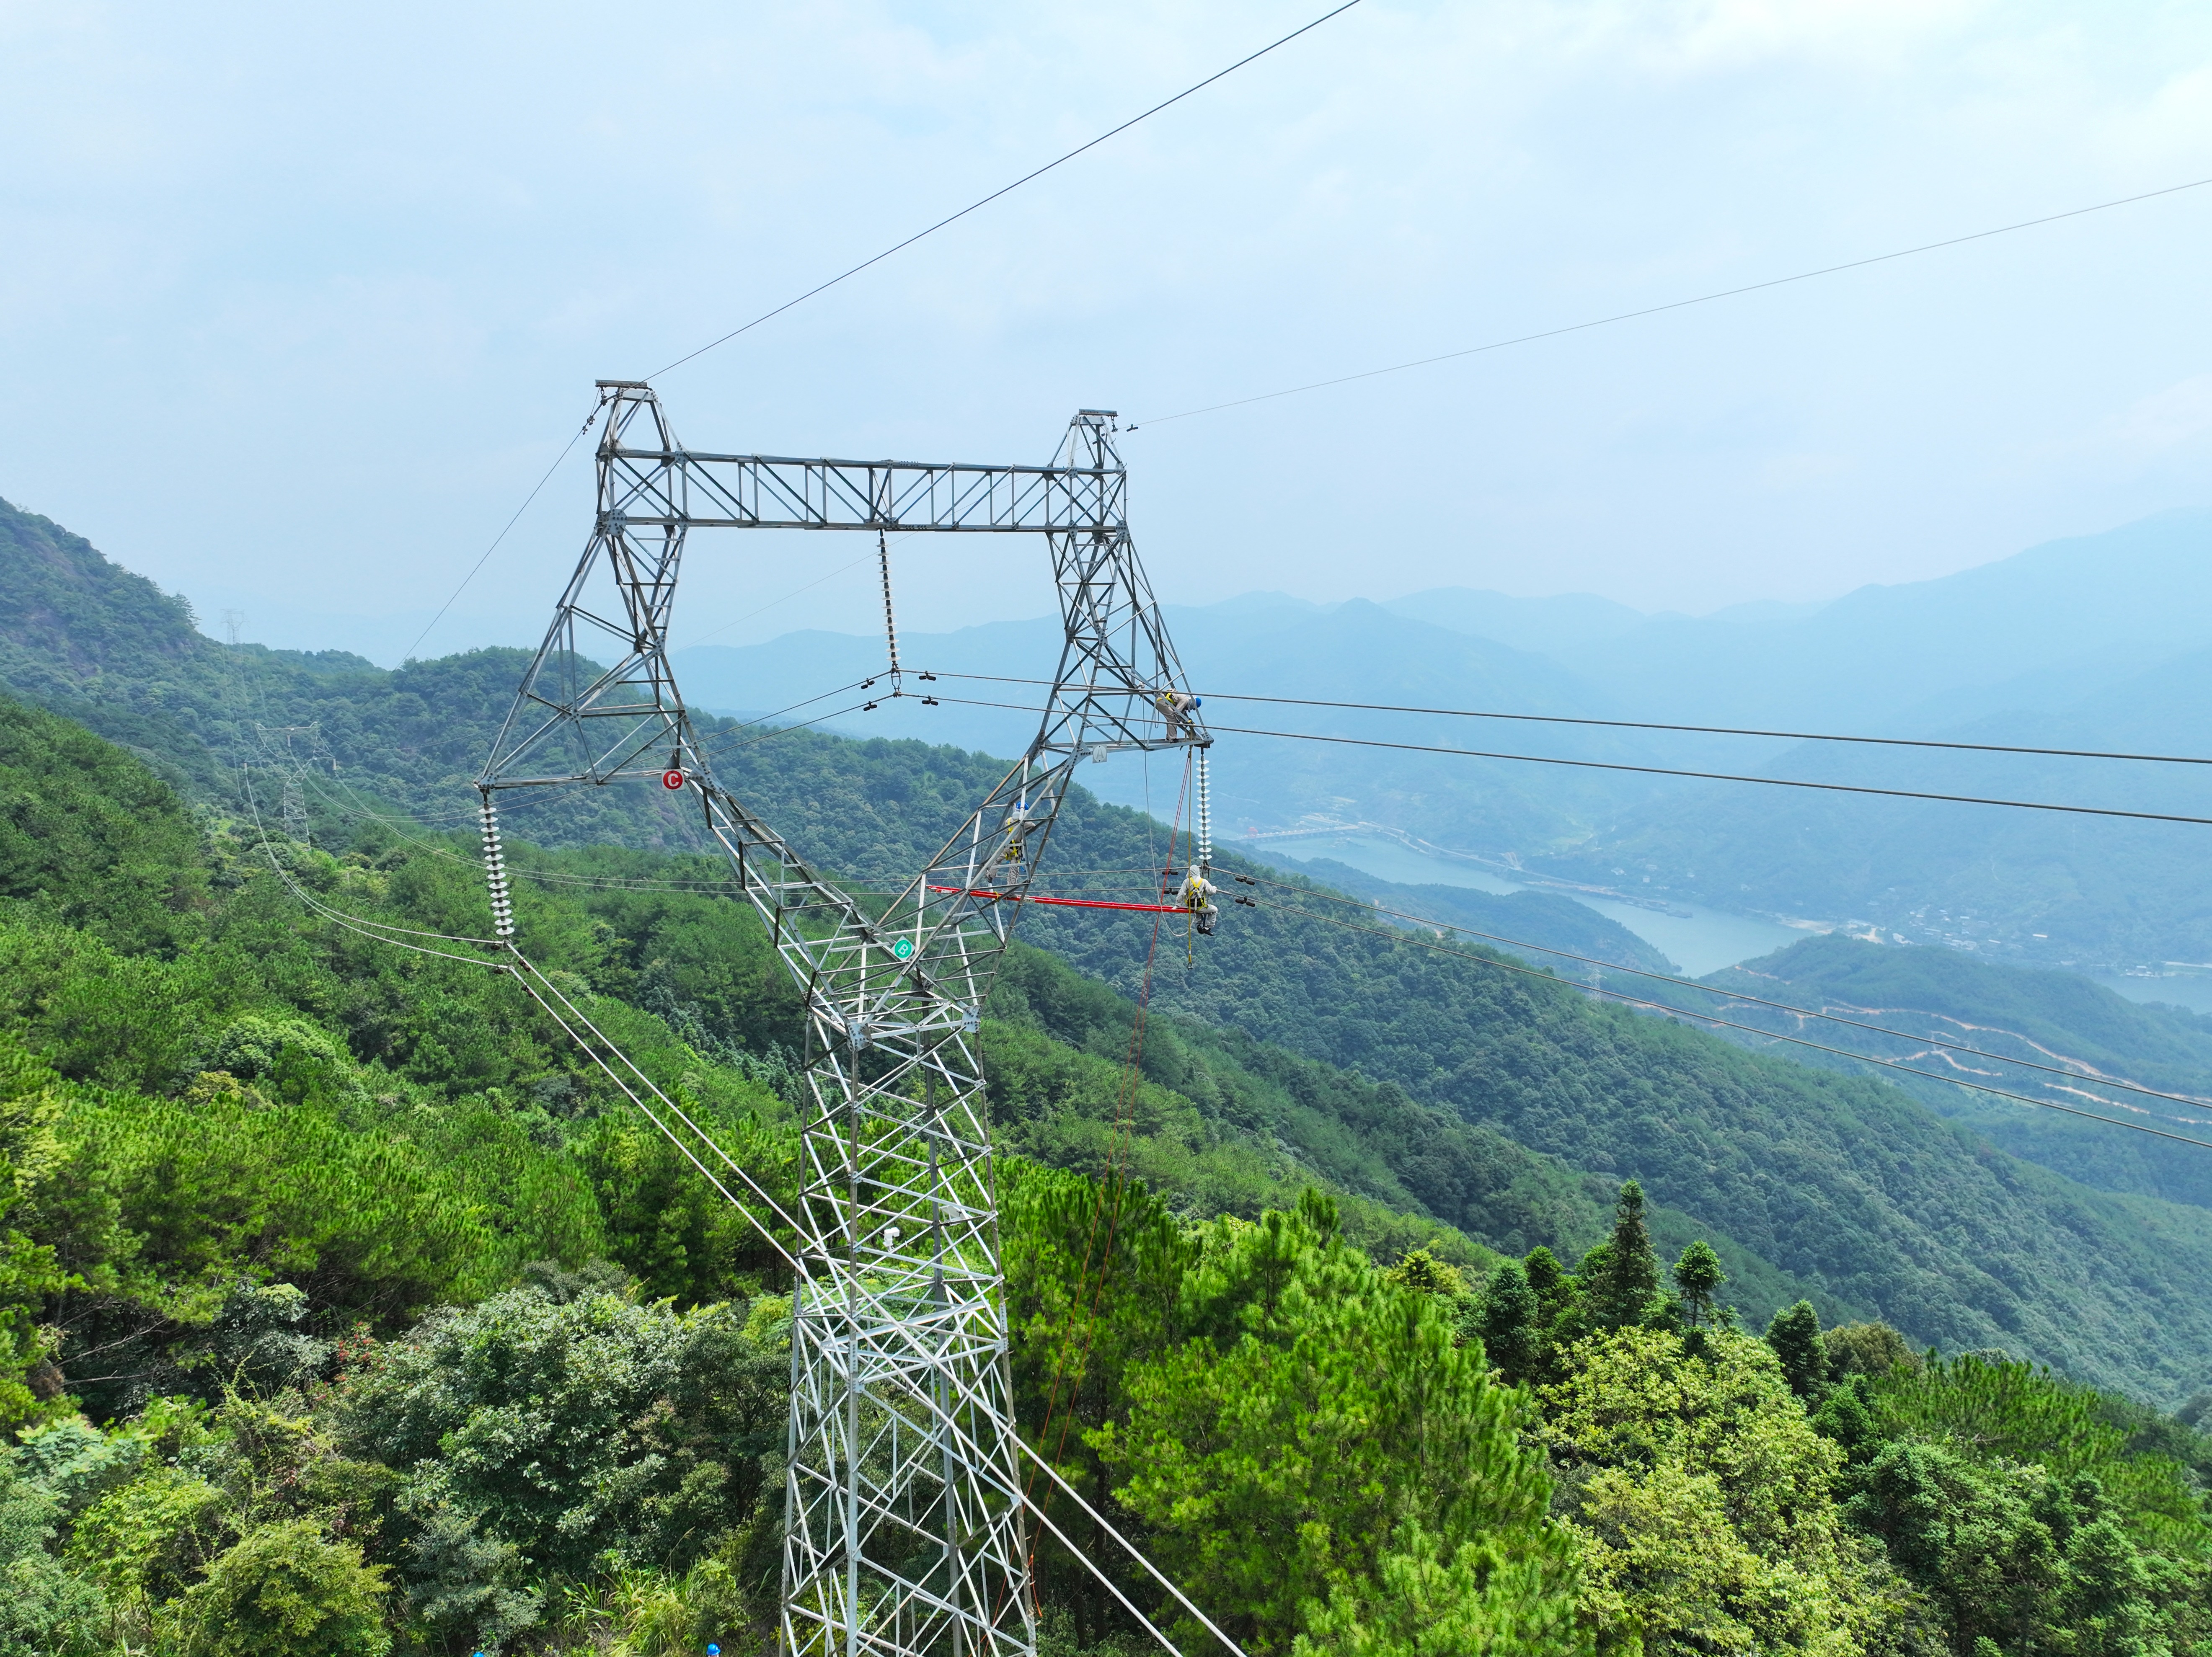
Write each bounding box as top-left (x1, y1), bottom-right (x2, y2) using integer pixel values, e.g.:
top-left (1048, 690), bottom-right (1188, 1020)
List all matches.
top-left (478, 383), bottom-right (1210, 1657)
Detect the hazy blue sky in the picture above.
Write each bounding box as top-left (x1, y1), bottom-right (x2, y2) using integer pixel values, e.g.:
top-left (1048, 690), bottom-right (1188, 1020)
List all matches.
top-left (5, 1), bottom-right (2212, 661)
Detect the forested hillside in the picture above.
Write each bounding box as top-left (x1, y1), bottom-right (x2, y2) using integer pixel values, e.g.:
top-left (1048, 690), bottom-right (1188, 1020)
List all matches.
top-left (9, 492), bottom-right (2212, 1648)
top-left (10, 493), bottom-right (2212, 1397)
top-left (1683, 936), bottom-right (2212, 1210)
top-left (5, 692), bottom-right (2212, 1654)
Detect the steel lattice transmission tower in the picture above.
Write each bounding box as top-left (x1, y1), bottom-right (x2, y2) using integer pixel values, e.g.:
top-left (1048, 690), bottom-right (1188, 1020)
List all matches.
top-left (481, 383), bottom-right (1210, 1657)
top-left (256, 724), bottom-right (330, 850)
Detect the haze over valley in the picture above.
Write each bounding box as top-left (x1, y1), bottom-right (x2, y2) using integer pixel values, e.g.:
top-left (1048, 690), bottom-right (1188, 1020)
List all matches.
top-left (677, 507), bottom-right (2212, 987)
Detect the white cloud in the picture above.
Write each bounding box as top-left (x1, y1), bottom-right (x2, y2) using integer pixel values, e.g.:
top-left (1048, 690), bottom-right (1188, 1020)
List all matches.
top-left (7, 0), bottom-right (2212, 646)
top-left (2115, 374), bottom-right (2212, 453)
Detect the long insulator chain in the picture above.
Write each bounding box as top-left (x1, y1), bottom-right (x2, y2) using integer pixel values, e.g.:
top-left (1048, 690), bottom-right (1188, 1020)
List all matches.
top-left (479, 793), bottom-right (515, 939)
top-left (877, 529), bottom-right (902, 684)
top-left (1196, 748), bottom-right (1213, 873)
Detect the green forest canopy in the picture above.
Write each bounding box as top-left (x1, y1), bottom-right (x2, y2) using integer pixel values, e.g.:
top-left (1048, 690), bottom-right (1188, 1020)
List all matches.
top-left (10, 490), bottom-right (2212, 1395)
top-left (0, 611), bottom-right (2206, 1649)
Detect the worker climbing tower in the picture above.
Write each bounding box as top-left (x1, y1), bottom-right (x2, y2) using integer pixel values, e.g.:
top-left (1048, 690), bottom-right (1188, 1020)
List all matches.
top-left (479, 384), bottom-right (1210, 1657)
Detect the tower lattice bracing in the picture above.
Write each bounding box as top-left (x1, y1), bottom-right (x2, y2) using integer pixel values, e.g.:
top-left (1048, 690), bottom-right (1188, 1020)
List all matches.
top-left (481, 384), bottom-right (1209, 1657)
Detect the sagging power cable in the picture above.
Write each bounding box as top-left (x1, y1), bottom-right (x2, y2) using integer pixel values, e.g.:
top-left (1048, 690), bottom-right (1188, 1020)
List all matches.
top-left (401, 399), bottom-right (603, 663)
top-left (1247, 874), bottom-right (2212, 1115)
top-left (698, 676), bottom-right (877, 741)
top-left (1203, 721), bottom-right (2212, 829)
top-left (649, 2), bottom-right (1365, 380)
top-left (243, 772), bottom-right (806, 1262)
top-left (1189, 693), bottom-right (2212, 769)
top-left (921, 672), bottom-right (2212, 769)
top-left (1127, 174), bottom-right (2212, 428)
top-left (910, 688), bottom-right (2212, 830)
top-left (693, 697), bottom-right (885, 759)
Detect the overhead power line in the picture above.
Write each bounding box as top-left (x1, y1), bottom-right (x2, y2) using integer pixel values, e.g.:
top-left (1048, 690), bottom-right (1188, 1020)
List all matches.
top-left (1128, 174), bottom-right (2212, 428)
top-left (1202, 721), bottom-right (2212, 828)
top-left (1196, 692), bottom-right (2212, 767)
top-left (399, 399), bottom-right (602, 664)
top-left (914, 687), bottom-right (2212, 829)
top-left (647, 0), bottom-right (1367, 381)
top-left (262, 723), bottom-right (2212, 1149)
top-left (925, 672), bottom-right (2212, 767)
top-left (403, 6), bottom-right (1367, 671)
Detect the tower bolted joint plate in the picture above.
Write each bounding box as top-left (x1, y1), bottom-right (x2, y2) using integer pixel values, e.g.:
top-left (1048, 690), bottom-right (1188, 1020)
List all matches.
top-left (476, 385), bottom-right (1210, 1657)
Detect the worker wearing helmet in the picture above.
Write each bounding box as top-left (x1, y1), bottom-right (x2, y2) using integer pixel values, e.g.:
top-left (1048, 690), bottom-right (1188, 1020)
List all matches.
top-left (1155, 688), bottom-right (1201, 740)
top-left (1179, 864), bottom-right (1219, 936)
top-left (995, 806), bottom-right (1028, 885)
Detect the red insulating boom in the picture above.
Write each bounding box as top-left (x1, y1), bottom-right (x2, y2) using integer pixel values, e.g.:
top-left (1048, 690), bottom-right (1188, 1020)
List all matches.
top-left (929, 885), bottom-right (1187, 915)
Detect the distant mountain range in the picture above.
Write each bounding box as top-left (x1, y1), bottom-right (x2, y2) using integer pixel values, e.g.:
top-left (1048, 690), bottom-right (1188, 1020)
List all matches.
top-left (18, 487), bottom-right (2212, 1397)
top-left (676, 508), bottom-right (2212, 972)
top-left (1546, 511), bottom-right (2212, 725)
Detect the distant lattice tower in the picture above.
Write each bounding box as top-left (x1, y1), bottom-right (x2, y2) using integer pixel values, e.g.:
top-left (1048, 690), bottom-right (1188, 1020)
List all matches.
top-left (481, 384), bottom-right (1210, 1657)
top-left (280, 774), bottom-right (310, 846)
top-left (256, 724), bottom-right (326, 849)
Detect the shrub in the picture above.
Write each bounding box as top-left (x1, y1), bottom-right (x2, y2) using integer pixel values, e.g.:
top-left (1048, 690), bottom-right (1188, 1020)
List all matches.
top-left (176, 1519), bottom-right (391, 1657)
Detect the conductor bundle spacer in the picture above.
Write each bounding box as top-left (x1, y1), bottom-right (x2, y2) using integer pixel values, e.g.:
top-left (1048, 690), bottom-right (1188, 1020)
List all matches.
top-left (478, 795), bottom-right (515, 939)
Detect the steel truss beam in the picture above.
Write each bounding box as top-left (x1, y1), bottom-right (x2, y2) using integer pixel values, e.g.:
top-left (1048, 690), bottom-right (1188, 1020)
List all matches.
top-left (481, 383), bottom-right (1209, 1657)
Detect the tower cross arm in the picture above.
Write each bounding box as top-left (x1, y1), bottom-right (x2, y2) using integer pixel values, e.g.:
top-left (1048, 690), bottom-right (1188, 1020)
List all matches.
top-left (602, 448), bottom-right (1126, 533)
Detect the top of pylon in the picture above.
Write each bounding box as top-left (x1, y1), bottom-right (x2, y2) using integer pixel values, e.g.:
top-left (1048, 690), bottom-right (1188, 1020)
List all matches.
top-left (596, 379), bottom-right (651, 389)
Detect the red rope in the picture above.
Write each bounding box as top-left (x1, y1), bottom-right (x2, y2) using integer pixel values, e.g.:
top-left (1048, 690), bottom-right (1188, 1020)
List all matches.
top-left (930, 885), bottom-right (1188, 915)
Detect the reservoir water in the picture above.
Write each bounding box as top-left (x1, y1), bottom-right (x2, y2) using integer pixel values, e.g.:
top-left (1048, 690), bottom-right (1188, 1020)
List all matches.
top-left (1250, 832), bottom-right (1808, 977)
top-left (2089, 971), bottom-right (2212, 1016)
top-left (1254, 832), bottom-right (2212, 1013)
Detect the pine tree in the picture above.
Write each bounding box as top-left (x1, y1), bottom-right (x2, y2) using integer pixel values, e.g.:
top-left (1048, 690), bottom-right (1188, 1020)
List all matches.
top-left (1474, 1260), bottom-right (1540, 1385)
top-left (1522, 1247), bottom-right (1573, 1326)
top-left (1517, 1246), bottom-right (1582, 1379)
top-left (1672, 1240), bottom-right (1726, 1330)
top-left (1585, 1181), bottom-right (1662, 1330)
top-left (1766, 1300), bottom-right (1826, 1399)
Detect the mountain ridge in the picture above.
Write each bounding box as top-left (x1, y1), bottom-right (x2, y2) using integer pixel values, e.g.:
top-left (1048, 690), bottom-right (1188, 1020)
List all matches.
top-left (16, 490), bottom-right (2212, 1395)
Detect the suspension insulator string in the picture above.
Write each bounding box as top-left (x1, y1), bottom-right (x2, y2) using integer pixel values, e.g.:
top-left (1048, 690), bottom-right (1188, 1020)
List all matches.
top-left (1196, 747), bottom-right (1212, 874)
top-left (877, 528), bottom-right (902, 691)
top-left (479, 791), bottom-right (515, 939)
